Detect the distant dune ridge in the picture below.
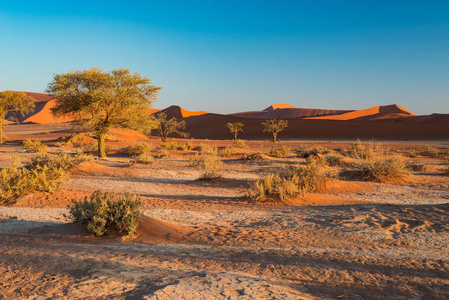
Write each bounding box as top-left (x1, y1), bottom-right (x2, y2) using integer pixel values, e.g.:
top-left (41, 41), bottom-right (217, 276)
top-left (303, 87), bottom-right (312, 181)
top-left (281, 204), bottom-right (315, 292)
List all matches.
top-left (5, 93), bottom-right (449, 140)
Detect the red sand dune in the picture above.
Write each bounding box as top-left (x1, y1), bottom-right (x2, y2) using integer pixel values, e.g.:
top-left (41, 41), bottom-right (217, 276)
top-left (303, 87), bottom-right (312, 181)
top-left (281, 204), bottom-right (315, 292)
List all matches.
top-left (158, 105), bottom-right (207, 119)
top-left (230, 103), bottom-right (351, 119)
top-left (306, 104), bottom-right (415, 121)
top-left (181, 113), bottom-right (449, 140)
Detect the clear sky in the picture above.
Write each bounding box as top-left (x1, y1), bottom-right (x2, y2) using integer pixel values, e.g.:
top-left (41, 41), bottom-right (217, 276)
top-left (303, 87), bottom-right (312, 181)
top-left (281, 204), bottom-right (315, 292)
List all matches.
top-left (0, 1), bottom-right (448, 114)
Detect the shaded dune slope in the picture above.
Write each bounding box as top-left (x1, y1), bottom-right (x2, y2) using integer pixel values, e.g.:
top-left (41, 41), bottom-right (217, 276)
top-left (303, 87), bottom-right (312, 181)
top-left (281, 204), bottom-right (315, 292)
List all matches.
top-left (157, 105), bottom-right (207, 119)
top-left (183, 113), bottom-right (449, 140)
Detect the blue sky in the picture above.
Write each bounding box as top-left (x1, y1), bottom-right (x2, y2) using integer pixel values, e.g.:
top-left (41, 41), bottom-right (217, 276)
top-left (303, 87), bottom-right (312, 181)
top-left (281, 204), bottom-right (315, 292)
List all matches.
top-left (0, 1), bottom-right (448, 114)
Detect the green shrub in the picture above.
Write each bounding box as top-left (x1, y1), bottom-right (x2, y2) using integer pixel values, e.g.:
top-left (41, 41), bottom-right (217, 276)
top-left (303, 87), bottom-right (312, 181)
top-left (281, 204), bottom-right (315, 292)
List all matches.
top-left (22, 139), bottom-right (47, 153)
top-left (246, 157), bottom-right (329, 202)
top-left (66, 191), bottom-right (142, 238)
top-left (0, 157), bottom-right (68, 204)
top-left (233, 139), bottom-right (246, 148)
top-left (218, 146), bottom-right (236, 157)
top-left (126, 142), bottom-right (152, 157)
top-left (268, 146), bottom-right (291, 158)
top-left (342, 156), bottom-right (410, 182)
top-left (242, 152), bottom-right (264, 161)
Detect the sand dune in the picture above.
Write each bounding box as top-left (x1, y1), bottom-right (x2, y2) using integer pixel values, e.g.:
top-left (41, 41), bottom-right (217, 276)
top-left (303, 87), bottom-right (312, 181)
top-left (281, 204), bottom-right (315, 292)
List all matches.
top-left (158, 105), bottom-right (207, 119)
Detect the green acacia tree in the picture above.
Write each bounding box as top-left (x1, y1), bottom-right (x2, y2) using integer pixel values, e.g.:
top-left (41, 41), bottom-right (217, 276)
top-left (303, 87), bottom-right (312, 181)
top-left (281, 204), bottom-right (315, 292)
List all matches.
top-left (262, 119), bottom-right (288, 143)
top-left (154, 112), bottom-right (188, 141)
top-left (0, 91), bottom-right (35, 143)
top-left (47, 67), bottom-right (161, 158)
top-left (226, 122), bottom-right (244, 141)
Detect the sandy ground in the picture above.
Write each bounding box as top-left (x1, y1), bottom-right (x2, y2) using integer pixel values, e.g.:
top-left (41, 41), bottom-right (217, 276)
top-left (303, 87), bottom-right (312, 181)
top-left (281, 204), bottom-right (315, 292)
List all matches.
top-left (1, 127), bottom-right (449, 299)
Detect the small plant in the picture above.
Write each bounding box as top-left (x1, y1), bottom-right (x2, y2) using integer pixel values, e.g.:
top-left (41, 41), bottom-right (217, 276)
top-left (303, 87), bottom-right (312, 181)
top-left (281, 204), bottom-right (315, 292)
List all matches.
top-left (0, 157), bottom-right (68, 204)
top-left (218, 146), bottom-right (236, 157)
top-left (268, 146), bottom-right (291, 158)
top-left (22, 139), bottom-right (47, 153)
top-left (245, 157), bottom-right (329, 202)
top-left (134, 152), bottom-right (154, 164)
top-left (66, 191), bottom-right (142, 238)
top-left (406, 160), bottom-right (428, 172)
top-left (177, 142), bottom-right (192, 151)
top-left (189, 153), bottom-right (202, 166)
top-left (325, 154), bottom-right (346, 166)
top-left (342, 156), bottom-right (410, 182)
top-left (126, 142), bottom-right (152, 157)
top-left (296, 146), bottom-right (331, 157)
top-left (80, 141), bottom-right (98, 154)
top-left (155, 148), bottom-right (170, 158)
top-left (199, 152), bottom-right (223, 180)
top-left (233, 139), bottom-right (246, 148)
top-left (25, 152), bottom-right (93, 171)
top-left (242, 152), bottom-right (263, 161)
top-left (161, 141), bottom-right (179, 150)
top-left (424, 145), bottom-right (441, 158)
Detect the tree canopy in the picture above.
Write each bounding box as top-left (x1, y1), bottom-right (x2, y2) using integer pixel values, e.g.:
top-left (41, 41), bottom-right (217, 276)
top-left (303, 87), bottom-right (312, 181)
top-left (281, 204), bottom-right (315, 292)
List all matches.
top-left (152, 112), bottom-right (188, 141)
top-left (262, 119), bottom-right (288, 143)
top-left (226, 122), bottom-right (244, 141)
top-left (47, 67), bottom-right (161, 157)
top-left (0, 91), bottom-right (35, 143)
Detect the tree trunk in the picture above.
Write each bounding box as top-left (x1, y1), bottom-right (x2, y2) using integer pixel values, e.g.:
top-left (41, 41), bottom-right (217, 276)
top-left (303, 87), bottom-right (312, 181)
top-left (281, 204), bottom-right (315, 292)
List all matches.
top-left (234, 132), bottom-right (238, 141)
top-left (98, 133), bottom-right (106, 158)
top-left (272, 132), bottom-right (277, 143)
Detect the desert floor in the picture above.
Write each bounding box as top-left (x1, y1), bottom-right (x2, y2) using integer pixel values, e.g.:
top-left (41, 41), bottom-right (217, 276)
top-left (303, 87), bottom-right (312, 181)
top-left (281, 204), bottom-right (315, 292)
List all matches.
top-left (1, 123), bottom-right (449, 299)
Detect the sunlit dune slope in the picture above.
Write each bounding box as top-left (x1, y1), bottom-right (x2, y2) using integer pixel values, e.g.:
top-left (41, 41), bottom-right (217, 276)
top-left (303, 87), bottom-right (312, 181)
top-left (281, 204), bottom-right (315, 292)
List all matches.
top-left (157, 105), bottom-right (207, 119)
top-left (305, 105), bottom-right (415, 121)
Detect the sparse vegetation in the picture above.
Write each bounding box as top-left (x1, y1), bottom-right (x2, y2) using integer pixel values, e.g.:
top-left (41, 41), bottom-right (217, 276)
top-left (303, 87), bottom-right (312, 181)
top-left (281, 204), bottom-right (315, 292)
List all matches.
top-left (242, 152), bottom-right (263, 161)
top-left (25, 152), bottom-right (93, 171)
top-left (151, 112), bottom-right (188, 141)
top-left (246, 157), bottom-right (329, 202)
top-left (0, 157), bottom-right (68, 204)
top-left (190, 148), bottom-right (223, 180)
top-left (218, 146), bottom-right (236, 157)
top-left (226, 122), bottom-right (244, 141)
top-left (406, 160), bottom-right (428, 172)
top-left (233, 139), bottom-right (246, 148)
top-left (66, 191), bottom-right (142, 238)
top-left (133, 152), bottom-right (154, 164)
top-left (161, 141), bottom-right (179, 150)
top-left (268, 146), bottom-right (291, 158)
top-left (262, 119), bottom-right (288, 143)
top-left (444, 158), bottom-right (449, 175)
top-left (126, 142), bottom-right (152, 157)
top-left (342, 156), bottom-right (410, 182)
top-left (0, 91), bottom-right (35, 143)
top-left (22, 139), bottom-right (47, 153)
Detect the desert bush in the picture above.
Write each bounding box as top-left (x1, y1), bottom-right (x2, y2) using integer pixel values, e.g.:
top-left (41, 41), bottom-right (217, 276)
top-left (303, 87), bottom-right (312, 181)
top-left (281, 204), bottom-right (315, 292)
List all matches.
top-left (325, 154), bottom-right (346, 166)
top-left (268, 146), bottom-right (291, 158)
top-left (218, 146), bottom-right (236, 157)
top-left (246, 157), bottom-right (329, 202)
top-left (25, 152), bottom-right (93, 171)
top-left (423, 145), bottom-right (440, 158)
top-left (296, 146), bottom-right (331, 157)
top-left (444, 158), bottom-right (449, 175)
top-left (177, 142), bottom-right (192, 151)
top-left (22, 139), bottom-right (47, 153)
top-left (55, 140), bottom-right (74, 148)
top-left (342, 156), bottom-right (410, 182)
top-left (155, 148), bottom-right (170, 158)
top-left (233, 139), bottom-right (246, 148)
top-left (199, 152), bottom-right (223, 180)
top-left (192, 143), bottom-right (213, 152)
top-left (134, 152), bottom-right (154, 164)
top-left (0, 157), bottom-right (68, 204)
top-left (406, 160), bottom-right (428, 172)
top-left (80, 141), bottom-right (116, 155)
top-left (189, 153), bottom-right (202, 166)
top-left (161, 141), bottom-right (179, 150)
top-left (242, 152), bottom-right (263, 161)
top-left (66, 191), bottom-right (142, 237)
top-left (126, 142), bottom-right (152, 157)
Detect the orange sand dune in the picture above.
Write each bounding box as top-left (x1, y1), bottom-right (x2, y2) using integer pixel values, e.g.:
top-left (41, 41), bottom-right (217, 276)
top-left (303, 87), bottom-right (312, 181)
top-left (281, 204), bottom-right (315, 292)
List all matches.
top-left (306, 104), bottom-right (415, 121)
top-left (264, 103), bottom-right (297, 111)
top-left (230, 107), bottom-right (351, 119)
top-left (24, 99), bottom-right (74, 124)
top-left (158, 105), bottom-right (207, 119)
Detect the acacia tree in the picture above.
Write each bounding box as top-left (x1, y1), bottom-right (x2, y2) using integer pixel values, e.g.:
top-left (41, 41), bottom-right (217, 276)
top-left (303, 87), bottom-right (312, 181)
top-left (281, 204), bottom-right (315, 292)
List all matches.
top-left (262, 119), bottom-right (288, 143)
top-left (0, 91), bottom-right (35, 143)
top-left (47, 67), bottom-right (161, 158)
top-left (153, 112), bottom-right (188, 141)
top-left (226, 122), bottom-right (244, 141)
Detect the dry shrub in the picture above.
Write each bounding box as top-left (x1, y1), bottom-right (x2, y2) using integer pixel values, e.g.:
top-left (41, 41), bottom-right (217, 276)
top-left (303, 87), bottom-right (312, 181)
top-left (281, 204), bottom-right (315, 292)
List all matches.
top-left (423, 145), bottom-right (441, 158)
top-left (242, 152), bottom-right (264, 161)
top-left (347, 140), bottom-right (388, 160)
top-left (189, 148), bottom-right (223, 180)
top-left (134, 152), bottom-right (154, 164)
top-left (80, 141), bottom-right (116, 155)
top-left (268, 146), bottom-right (291, 158)
top-left (296, 145), bottom-right (331, 157)
top-left (444, 158), bottom-right (449, 175)
top-left (406, 160), bottom-right (429, 172)
top-left (155, 148), bottom-right (170, 158)
top-left (22, 139), bottom-right (47, 153)
top-left (177, 142), bottom-right (192, 151)
top-left (0, 157), bottom-right (68, 204)
top-left (66, 191), bottom-right (142, 238)
top-left (126, 142), bottom-right (152, 157)
top-left (218, 146), bottom-right (236, 157)
top-left (325, 154), bottom-right (346, 166)
top-left (343, 156), bottom-right (410, 182)
top-left (161, 141), bottom-right (179, 150)
top-left (246, 157), bottom-right (329, 202)
top-left (233, 139), bottom-right (246, 148)
top-left (25, 152), bottom-right (93, 171)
